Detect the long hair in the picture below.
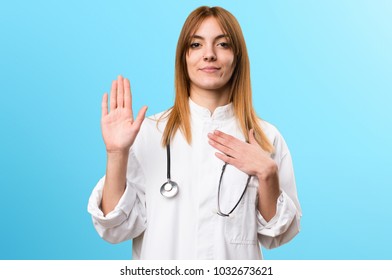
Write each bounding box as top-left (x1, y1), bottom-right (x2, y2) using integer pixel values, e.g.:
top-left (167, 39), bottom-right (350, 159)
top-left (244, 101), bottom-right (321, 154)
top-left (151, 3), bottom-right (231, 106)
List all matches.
top-left (161, 6), bottom-right (274, 153)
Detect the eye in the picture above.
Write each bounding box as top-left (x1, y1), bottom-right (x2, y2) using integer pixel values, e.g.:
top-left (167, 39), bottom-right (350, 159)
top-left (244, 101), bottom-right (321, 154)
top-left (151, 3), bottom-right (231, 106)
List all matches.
top-left (218, 42), bottom-right (230, 49)
top-left (190, 42), bottom-right (201, 48)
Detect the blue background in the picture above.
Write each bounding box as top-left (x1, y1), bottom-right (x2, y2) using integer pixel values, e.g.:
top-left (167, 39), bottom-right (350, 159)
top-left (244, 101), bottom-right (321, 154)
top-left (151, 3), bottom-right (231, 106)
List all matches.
top-left (1, 0), bottom-right (391, 259)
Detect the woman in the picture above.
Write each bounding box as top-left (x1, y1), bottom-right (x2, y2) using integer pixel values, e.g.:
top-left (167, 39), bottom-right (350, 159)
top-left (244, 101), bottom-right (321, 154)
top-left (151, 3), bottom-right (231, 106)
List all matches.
top-left (88, 6), bottom-right (301, 260)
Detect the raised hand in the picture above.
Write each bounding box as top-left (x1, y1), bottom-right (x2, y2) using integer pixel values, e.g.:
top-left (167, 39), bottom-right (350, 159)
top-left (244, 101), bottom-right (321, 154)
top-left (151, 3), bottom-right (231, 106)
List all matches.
top-left (101, 75), bottom-right (148, 153)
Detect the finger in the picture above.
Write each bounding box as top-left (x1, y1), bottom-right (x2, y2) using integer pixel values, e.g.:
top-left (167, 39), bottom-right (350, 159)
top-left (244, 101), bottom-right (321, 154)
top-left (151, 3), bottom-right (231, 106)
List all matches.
top-left (249, 129), bottom-right (257, 145)
top-left (208, 138), bottom-right (237, 158)
top-left (124, 78), bottom-right (132, 111)
top-left (215, 152), bottom-right (236, 165)
top-left (133, 106), bottom-right (148, 129)
top-left (101, 93), bottom-right (108, 118)
top-left (117, 75), bottom-right (124, 108)
top-left (209, 130), bottom-right (242, 150)
top-left (110, 80), bottom-right (117, 110)
top-left (249, 129), bottom-right (270, 156)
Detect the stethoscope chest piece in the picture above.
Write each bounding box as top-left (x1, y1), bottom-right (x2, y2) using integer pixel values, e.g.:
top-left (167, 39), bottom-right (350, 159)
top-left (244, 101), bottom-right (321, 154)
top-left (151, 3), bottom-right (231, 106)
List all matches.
top-left (160, 180), bottom-right (179, 198)
top-left (160, 143), bottom-right (179, 198)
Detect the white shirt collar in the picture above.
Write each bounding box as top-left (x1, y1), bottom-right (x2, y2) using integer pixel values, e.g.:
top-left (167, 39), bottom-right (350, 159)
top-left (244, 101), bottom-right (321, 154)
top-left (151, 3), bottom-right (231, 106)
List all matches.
top-left (189, 98), bottom-right (234, 121)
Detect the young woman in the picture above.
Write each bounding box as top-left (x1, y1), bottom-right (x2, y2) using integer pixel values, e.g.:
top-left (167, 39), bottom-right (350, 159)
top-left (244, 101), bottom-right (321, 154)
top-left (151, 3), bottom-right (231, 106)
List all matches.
top-left (88, 6), bottom-right (301, 260)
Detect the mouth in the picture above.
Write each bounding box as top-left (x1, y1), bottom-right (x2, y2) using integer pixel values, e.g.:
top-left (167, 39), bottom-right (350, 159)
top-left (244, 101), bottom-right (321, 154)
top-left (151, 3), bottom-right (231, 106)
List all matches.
top-left (199, 66), bottom-right (221, 73)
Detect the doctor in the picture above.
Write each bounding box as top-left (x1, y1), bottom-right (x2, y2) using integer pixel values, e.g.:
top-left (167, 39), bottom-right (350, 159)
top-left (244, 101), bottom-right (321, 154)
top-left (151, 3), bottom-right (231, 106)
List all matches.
top-left (88, 6), bottom-right (301, 259)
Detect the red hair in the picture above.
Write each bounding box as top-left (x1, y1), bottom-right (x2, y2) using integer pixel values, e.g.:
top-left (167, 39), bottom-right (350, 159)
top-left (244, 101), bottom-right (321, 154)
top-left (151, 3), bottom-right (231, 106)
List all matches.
top-left (161, 6), bottom-right (273, 153)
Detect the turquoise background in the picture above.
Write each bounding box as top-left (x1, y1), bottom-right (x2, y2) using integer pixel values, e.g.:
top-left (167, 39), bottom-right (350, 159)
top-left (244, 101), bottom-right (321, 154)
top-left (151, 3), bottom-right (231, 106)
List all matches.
top-left (1, 0), bottom-right (391, 259)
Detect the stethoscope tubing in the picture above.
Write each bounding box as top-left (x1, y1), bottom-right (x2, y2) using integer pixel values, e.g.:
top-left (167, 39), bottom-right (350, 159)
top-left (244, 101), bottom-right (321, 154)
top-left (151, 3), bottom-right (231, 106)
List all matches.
top-left (160, 143), bottom-right (179, 198)
top-left (216, 162), bottom-right (251, 217)
top-left (160, 141), bottom-right (250, 217)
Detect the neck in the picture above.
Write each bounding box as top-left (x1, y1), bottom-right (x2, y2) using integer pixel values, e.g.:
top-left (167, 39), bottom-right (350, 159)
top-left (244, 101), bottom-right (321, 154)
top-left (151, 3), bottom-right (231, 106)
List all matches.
top-left (189, 86), bottom-right (230, 114)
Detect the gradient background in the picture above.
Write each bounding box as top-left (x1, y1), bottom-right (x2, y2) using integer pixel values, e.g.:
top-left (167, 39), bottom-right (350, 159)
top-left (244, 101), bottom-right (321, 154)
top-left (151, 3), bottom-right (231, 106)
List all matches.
top-left (1, 0), bottom-right (391, 259)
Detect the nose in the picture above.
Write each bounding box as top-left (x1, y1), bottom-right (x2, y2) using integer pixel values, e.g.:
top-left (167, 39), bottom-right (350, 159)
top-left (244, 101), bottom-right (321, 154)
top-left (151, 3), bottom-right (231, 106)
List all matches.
top-left (203, 45), bottom-right (217, 62)
top-left (203, 54), bottom-right (217, 62)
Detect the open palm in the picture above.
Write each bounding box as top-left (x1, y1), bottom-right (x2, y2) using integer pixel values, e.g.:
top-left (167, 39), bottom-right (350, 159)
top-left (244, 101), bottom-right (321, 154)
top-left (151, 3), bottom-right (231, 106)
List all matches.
top-left (101, 76), bottom-right (147, 153)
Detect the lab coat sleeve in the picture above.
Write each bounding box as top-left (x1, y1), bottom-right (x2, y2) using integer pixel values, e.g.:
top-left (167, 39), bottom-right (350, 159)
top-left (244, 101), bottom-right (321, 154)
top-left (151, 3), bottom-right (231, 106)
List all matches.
top-left (87, 150), bottom-right (147, 244)
top-left (256, 126), bottom-right (302, 249)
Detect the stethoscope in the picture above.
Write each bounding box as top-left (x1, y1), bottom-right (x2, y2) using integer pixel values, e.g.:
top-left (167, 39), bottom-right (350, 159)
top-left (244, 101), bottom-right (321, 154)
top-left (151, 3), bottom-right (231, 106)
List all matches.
top-left (160, 144), bottom-right (179, 198)
top-left (160, 143), bottom-right (251, 217)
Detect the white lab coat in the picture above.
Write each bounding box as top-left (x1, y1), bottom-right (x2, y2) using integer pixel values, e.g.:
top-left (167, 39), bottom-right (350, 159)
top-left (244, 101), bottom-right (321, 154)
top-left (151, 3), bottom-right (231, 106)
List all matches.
top-left (88, 99), bottom-right (302, 259)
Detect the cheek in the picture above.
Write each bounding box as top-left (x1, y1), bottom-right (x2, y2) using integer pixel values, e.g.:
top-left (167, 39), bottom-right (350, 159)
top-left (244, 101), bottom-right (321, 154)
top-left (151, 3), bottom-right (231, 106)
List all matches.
top-left (186, 51), bottom-right (198, 63)
top-left (224, 54), bottom-right (235, 71)
top-left (225, 59), bottom-right (235, 77)
top-left (185, 59), bottom-right (192, 78)
top-left (186, 54), bottom-right (196, 73)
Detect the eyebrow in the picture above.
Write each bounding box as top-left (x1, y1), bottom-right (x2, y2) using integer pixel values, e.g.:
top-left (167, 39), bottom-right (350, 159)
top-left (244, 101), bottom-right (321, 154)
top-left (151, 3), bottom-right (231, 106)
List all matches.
top-left (191, 34), bottom-right (229, 40)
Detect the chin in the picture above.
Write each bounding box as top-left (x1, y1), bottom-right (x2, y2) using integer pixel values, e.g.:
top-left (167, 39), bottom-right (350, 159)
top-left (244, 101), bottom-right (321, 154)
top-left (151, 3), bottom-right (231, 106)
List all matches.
top-left (196, 81), bottom-right (230, 91)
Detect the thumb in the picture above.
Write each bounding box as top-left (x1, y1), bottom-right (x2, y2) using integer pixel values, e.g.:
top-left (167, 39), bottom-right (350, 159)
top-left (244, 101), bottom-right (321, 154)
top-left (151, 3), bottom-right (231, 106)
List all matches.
top-left (248, 129), bottom-right (257, 145)
top-left (133, 106), bottom-right (148, 128)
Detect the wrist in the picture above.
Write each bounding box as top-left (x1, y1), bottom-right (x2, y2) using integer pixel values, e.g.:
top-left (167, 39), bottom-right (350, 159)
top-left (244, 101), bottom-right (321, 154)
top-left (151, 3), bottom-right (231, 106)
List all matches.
top-left (106, 149), bottom-right (130, 162)
top-left (256, 162), bottom-right (278, 182)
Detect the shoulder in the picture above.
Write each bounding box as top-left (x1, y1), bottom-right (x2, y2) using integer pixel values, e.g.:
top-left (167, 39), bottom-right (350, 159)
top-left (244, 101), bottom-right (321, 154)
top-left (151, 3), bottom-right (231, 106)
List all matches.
top-left (131, 109), bottom-right (170, 153)
top-left (259, 119), bottom-right (290, 158)
top-left (132, 109), bottom-right (170, 146)
top-left (140, 109), bottom-right (170, 133)
top-left (259, 119), bottom-right (281, 143)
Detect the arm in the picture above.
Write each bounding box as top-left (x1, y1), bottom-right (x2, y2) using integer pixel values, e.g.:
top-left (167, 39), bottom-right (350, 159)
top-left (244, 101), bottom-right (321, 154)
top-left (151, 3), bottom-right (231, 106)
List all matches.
top-left (102, 151), bottom-right (129, 215)
top-left (256, 150), bottom-right (301, 249)
top-left (87, 75), bottom-right (148, 243)
top-left (208, 128), bottom-right (301, 249)
top-left (208, 129), bottom-right (279, 221)
top-left (88, 167), bottom-right (147, 244)
top-left (100, 75), bottom-right (147, 215)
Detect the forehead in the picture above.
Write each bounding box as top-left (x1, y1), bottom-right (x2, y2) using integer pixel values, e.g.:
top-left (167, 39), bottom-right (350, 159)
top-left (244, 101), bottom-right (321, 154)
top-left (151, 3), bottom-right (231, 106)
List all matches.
top-left (192, 17), bottom-right (225, 36)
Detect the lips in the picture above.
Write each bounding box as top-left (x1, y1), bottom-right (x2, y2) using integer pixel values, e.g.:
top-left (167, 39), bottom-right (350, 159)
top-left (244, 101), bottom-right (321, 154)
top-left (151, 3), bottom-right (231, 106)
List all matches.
top-left (200, 66), bottom-right (221, 73)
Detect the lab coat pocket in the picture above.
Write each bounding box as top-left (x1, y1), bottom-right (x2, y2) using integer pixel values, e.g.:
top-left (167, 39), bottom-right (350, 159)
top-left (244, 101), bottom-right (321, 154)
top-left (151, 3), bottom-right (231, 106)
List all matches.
top-left (224, 185), bottom-right (258, 245)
